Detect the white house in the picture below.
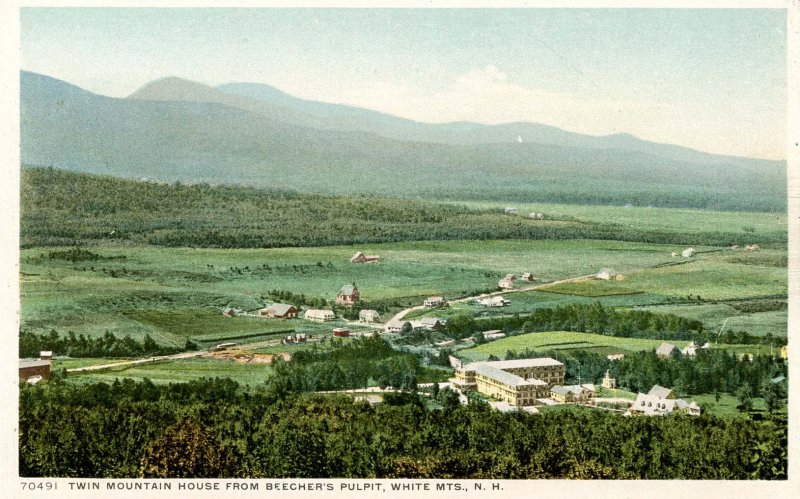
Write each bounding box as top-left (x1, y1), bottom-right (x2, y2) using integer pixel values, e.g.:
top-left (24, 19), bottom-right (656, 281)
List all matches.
top-left (424, 296), bottom-right (447, 308)
top-left (479, 296), bottom-right (510, 307)
top-left (304, 309), bottom-right (336, 322)
top-left (682, 247), bottom-right (696, 258)
top-left (359, 309), bottom-right (381, 323)
top-left (385, 319), bottom-right (411, 333)
top-left (596, 268), bottom-right (615, 280)
top-left (498, 278), bottom-right (514, 289)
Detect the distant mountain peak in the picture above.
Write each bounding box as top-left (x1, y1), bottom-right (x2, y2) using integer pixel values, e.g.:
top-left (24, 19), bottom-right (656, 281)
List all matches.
top-left (128, 77), bottom-right (219, 101)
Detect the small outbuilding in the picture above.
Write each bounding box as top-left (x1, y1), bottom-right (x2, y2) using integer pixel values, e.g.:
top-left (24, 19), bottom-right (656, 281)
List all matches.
top-left (596, 268), bottom-right (615, 280)
top-left (350, 251), bottom-right (380, 263)
top-left (681, 248), bottom-right (696, 258)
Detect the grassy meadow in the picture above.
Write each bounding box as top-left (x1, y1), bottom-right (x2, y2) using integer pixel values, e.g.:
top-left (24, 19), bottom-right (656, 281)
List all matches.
top-left (20, 195), bottom-right (787, 378)
top-left (458, 331), bottom-right (761, 363)
top-left (459, 331), bottom-right (694, 362)
top-left (63, 357), bottom-right (275, 386)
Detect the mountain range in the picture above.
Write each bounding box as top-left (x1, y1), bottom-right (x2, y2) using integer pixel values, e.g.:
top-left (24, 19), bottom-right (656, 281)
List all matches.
top-left (20, 71), bottom-right (786, 210)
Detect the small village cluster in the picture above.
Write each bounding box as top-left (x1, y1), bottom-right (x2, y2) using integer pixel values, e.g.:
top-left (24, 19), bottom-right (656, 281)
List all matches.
top-left (449, 356), bottom-right (701, 417)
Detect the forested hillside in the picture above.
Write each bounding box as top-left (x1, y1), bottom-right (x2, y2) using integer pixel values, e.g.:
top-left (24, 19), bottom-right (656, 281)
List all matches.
top-left (20, 168), bottom-right (787, 249)
top-left (22, 71), bottom-right (786, 211)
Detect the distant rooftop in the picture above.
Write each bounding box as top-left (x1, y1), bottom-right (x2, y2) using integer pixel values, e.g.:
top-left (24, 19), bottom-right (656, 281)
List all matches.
top-left (464, 357), bottom-right (563, 371)
top-left (20, 359), bottom-right (51, 369)
top-left (473, 364), bottom-right (532, 387)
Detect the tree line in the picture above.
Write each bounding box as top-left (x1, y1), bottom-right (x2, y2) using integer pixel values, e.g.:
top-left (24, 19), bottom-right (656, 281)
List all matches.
top-left (21, 168), bottom-right (786, 249)
top-left (19, 330), bottom-right (189, 358)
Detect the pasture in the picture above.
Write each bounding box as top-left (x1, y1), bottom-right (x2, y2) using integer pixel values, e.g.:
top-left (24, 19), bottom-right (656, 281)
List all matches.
top-left (459, 331), bottom-right (692, 362)
top-left (19, 239), bottom-right (686, 344)
top-left (459, 331), bottom-right (759, 363)
top-left (64, 357), bottom-right (275, 386)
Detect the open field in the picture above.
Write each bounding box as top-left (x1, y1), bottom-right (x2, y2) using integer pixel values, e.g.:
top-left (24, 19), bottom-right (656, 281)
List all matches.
top-left (459, 331), bottom-right (692, 362)
top-left (64, 357), bottom-right (275, 386)
top-left (540, 249), bottom-right (786, 301)
top-left (19, 239), bottom-right (688, 343)
top-left (641, 304), bottom-right (787, 338)
top-left (21, 235), bottom-right (786, 349)
top-left (691, 393), bottom-right (773, 419)
top-left (458, 331), bottom-right (760, 363)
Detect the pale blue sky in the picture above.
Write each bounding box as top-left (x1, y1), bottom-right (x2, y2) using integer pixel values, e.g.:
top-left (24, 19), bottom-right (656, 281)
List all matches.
top-left (21, 8), bottom-right (787, 159)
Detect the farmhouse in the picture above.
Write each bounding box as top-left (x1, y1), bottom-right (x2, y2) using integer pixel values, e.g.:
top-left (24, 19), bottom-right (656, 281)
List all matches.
top-left (332, 327), bottom-right (350, 338)
top-left (479, 296), bottom-right (509, 307)
top-left (528, 212), bottom-right (544, 220)
top-left (682, 247), bottom-right (696, 258)
top-left (304, 309), bottom-right (335, 322)
top-left (504, 207), bottom-right (517, 214)
top-left (483, 330), bottom-right (506, 340)
top-left (358, 309), bottom-right (381, 323)
top-left (19, 356), bottom-right (51, 384)
top-left (350, 251), bottom-right (380, 264)
top-left (498, 278), bottom-right (514, 289)
top-left (596, 268), bottom-right (616, 280)
top-left (384, 319), bottom-right (411, 333)
top-left (416, 317), bottom-right (445, 330)
top-left (336, 285), bottom-right (360, 306)
top-left (423, 296), bottom-right (446, 308)
top-left (451, 358), bottom-right (565, 407)
top-left (521, 273), bottom-right (536, 281)
top-left (607, 353), bottom-right (625, 361)
top-left (260, 303), bottom-right (298, 319)
top-left (656, 342), bottom-right (678, 358)
top-left (39, 351), bottom-right (52, 361)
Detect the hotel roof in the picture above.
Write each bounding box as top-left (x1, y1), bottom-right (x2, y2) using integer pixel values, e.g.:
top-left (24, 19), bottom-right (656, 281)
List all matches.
top-left (463, 357), bottom-right (563, 371)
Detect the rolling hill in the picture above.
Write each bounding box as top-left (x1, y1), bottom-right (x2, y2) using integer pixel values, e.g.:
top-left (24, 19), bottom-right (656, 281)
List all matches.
top-left (20, 71), bottom-right (786, 210)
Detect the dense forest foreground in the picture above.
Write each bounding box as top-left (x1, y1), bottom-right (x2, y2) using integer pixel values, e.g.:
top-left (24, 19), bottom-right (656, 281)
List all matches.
top-left (20, 168), bottom-right (787, 249)
top-left (20, 378), bottom-right (787, 480)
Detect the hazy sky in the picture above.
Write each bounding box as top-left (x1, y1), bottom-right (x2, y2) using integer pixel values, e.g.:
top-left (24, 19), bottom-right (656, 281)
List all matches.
top-left (20, 8), bottom-right (787, 159)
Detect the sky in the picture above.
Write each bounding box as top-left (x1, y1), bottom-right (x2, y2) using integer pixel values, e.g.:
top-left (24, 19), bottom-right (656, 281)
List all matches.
top-left (20, 8), bottom-right (787, 160)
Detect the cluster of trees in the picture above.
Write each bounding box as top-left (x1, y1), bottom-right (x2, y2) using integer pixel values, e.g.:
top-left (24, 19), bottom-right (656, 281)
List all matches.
top-left (22, 168), bottom-right (786, 249)
top-left (265, 289), bottom-right (329, 309)
top-left (19, 330), bottom-right (187, 358)
top-left (41, 247), bottom-right (124, 263)
top-left (429, 184), bottom-right (786, 213)
top-left (504, 347), bottom-right (787, 403)
top-left (446, 303), bottom-right (705, 342)
top-left (19, 378), bottom-right (787, 479)
top-left (265, 336), bottom-right (420, 394)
